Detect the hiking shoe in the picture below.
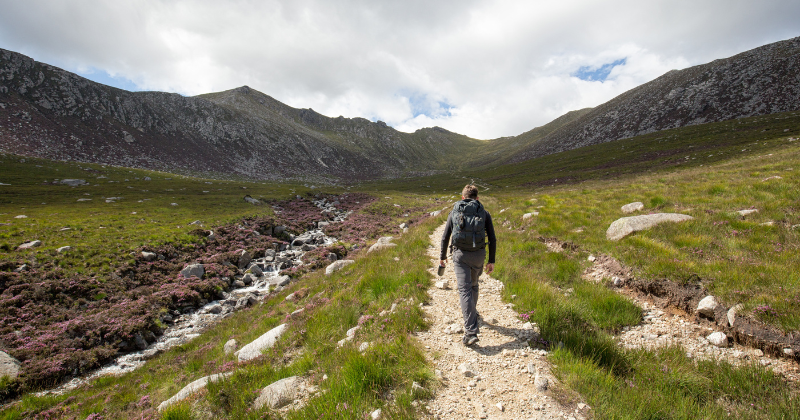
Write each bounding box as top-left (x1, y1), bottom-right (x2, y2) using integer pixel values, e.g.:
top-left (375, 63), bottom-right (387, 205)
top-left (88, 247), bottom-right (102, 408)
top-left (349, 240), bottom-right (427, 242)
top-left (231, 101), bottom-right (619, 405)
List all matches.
top-left (463, 334), bottom-right (479, 347)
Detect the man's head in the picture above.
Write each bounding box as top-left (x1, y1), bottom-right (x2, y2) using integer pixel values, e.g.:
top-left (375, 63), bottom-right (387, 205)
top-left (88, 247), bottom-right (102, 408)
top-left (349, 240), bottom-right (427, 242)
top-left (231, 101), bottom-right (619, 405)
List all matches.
top-left (461, 184), bottom-right (479, 200)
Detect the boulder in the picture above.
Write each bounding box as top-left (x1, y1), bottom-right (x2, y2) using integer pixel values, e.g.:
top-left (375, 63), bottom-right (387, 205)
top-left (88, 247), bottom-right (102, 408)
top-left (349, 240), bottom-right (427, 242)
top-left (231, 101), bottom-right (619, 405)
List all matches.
top-left (56, 246), bottom-right (71, 254)
top-left (17, 240), bottom-right (42, 250)
top-left (253, 376), bottom-right (303, 409)
top-left (606, 213), bottom-right (694, 241)
top-left (180, 264), bottom-right (205, 279)
top-left (237, 250), bottom-right (252, 270)
top-left (270, 275), bottom-right (291, 286)
top-left (236, 323), bottom-right (288, 362)
top-left (0, 351), bottom-right (21, 379)
top-left (325, 259), bottom-right (355, 275)
top-left (141, 251), bottom-right (157, 261)
top-left (696, 295), bottom-right (718, 318)
top-left (621, 202), bottom-right (644, 213)
top-left (707, 332), bottom-right (729, 347)
top-left (157, 372), bottom-right (232, 411)
top-left (223, 339), bottom-right (238, 355)
top-left (243, 195), bottom-right (261, 205)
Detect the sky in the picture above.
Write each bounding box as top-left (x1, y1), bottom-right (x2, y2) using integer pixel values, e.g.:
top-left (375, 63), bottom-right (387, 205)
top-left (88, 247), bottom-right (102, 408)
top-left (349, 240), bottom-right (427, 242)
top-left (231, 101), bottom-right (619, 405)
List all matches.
top-left (1, 0), bottom-right (799, 140)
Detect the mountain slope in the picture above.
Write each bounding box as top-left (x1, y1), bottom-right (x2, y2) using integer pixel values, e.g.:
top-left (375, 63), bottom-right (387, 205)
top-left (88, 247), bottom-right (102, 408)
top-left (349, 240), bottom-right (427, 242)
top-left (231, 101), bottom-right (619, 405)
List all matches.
top-left (0, 49), bottom-right (481, 181)
top-left (507, 36), bottom-right (800, 163)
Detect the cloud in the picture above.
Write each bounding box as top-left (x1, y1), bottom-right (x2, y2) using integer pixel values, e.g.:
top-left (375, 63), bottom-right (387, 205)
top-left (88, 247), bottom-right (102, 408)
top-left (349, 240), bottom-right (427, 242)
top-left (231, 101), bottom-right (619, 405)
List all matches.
top-left (0, 0), bottom-right (798, 139)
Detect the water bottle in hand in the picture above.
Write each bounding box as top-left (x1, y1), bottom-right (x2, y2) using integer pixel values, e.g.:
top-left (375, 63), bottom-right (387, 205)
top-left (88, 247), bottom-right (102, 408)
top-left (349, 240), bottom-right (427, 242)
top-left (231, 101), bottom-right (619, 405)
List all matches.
top-left (437, 262), bottom-right (445, 276)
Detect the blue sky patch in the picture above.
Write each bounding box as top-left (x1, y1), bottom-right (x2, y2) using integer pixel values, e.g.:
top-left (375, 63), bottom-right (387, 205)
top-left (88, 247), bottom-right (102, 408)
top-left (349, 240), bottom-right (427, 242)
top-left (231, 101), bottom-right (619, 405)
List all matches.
top-left (405, 91), bottom-right (453, 118)
top-left (572, 58), bottom-right (627, 82)
top-left (75, 68), bottom-right (140, 92)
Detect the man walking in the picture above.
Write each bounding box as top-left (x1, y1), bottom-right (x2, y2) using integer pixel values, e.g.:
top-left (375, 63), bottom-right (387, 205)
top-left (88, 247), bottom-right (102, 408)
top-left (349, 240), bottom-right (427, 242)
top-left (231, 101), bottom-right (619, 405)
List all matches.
top-left (440, 184), bottom-right (496, 347)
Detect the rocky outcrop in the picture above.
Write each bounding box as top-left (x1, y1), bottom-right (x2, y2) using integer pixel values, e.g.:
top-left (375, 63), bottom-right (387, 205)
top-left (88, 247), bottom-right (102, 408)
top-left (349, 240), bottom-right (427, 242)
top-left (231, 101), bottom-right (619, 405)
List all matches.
top-left (0, 351), bottom-right (20, 379)
top-left (509, 36), bottom-right (800, 164)
top-left (157, 372), bottom-right (232, 411)
top-left (235, 323), bottom-right (288, 362)
top-left (253, 376), bottom-right (304, 409)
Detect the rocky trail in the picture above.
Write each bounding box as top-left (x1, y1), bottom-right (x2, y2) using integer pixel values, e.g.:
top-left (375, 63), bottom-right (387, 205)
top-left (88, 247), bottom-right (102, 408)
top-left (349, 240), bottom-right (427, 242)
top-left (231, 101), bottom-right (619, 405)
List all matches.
top-left (417, 224), bottom-right (587, 420)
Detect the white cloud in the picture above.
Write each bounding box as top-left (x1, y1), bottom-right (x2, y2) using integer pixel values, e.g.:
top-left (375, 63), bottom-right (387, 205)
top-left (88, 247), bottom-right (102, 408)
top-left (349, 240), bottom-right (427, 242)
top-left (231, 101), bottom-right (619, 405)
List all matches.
top-left (0, 0), bottom-right (798, 139)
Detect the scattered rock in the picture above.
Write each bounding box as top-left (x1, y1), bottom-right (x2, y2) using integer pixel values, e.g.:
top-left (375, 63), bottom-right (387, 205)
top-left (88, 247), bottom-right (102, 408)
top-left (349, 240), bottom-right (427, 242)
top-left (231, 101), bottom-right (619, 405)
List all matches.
top-left (696, 296), bottom-right (718, 318)
top-left (207, 230), bottom-right (217, 241)
top-left (430, 210), bottom-right (442, 217)
top-left (527, 362), bottom-right (537, 375)
top-left (14, 215), bottom-right (27, 219)
top-left (237, 249), bottom-right (252, 269)
top-left (399, 222), bottom-right (409, 229)
top-left (56, 246), bottom-right (71, 254)
top-left (587, 255), bottom-right (596, 262)
top-left (707, 332), bottom-right (729, 347)
top-left (411, 381), bottom-right (425, 397)
top-left (737, 209), bottom-right (758, 217)
top-left (368, 236), bottom-right (396, 253)
top-left (359, 342), bottom-right (371, 352)
top-left (325, 259), bottom-right (355, 275)
top-left (141, 251), bottom-right (157, 262)
top-left (253, 376), bottom-right (303, 409)
top-left (727, 304), bottom-right (743, 327)
top-left (621, 202), bottom-right (644, 213)
top-left (243, 195), bottom-right (261, 205)
top-left (370, 408), bottom-right (382, 419)
top-left (0, 351), bottom-right (21, 379)
top-left (223, 339), bottom-right (238, 355)
top-left (606, 213), bottom-right (694, 241)
top-left (13, 264), bottom-right (27, 272)
top-left (458, 363), bottom-right (476, 377)
top-left (236, 323), bottom-right (288, 362)
top-left (157, 372), bottom-right (232, 411)
top-left (180, 263), bottom-right (205, 279)
top-left (762, 176), bottom-right (782, 181)
top-left (17, 240), bottom-right (42, 250)
top-left (285, 292), bottom-right (297, 302)
top-left (534, 374), bottom-right (549, 391)
top-left (435, 280), bottom-right (449, 289)
top-left (60, 179), bottom-right (87, 186)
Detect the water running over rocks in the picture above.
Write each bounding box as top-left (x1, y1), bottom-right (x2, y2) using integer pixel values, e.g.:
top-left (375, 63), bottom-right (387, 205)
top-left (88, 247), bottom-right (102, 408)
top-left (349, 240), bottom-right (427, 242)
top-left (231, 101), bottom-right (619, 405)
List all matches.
top-left (37, 197), bottom-right (348, 396)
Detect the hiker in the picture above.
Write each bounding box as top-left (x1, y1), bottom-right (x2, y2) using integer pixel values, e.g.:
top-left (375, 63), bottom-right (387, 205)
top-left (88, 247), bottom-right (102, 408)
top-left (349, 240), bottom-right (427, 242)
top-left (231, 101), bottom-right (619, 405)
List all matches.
top-left (440, 184), bottom-right (496, 347)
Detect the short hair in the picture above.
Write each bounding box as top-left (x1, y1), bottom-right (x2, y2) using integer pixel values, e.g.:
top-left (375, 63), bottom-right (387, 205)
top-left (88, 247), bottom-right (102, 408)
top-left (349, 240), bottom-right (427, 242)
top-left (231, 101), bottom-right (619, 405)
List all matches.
top-left (462, 184), bottom-right (478, 199)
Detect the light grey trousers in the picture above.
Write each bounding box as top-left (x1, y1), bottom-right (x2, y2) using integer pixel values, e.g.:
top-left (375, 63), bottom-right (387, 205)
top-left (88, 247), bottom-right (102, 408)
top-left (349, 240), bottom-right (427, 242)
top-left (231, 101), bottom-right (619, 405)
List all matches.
top-left (452, 248), bottom-right (485, 335)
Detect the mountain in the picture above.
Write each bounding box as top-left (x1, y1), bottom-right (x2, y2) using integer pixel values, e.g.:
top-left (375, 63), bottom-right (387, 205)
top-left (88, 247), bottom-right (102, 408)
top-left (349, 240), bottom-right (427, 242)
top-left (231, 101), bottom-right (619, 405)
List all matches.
top-left (503, 36), bottom-right (800, 163)
top-left (0, 50), bottom-right (481, 181)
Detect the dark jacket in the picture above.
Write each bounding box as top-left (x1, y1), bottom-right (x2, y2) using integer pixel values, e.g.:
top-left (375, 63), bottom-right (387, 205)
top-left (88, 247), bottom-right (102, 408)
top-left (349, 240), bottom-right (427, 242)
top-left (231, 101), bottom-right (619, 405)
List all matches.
top-left (439, 199), bottom-right (496, 263)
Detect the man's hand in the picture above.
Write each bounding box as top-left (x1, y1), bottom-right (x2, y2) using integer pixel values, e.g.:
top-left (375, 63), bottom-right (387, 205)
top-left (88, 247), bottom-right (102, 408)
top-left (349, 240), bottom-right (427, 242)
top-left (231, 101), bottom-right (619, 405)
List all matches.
top-left (485, 263), bottom-right (494, 275)
top-left (440, 259), bottom-right (447, 267)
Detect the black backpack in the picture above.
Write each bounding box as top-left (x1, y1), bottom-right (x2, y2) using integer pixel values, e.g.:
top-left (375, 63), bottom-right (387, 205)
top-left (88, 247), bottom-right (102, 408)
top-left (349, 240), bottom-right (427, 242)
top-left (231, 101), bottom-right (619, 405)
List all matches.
top-left (450, 199), bottom-right (487, 252)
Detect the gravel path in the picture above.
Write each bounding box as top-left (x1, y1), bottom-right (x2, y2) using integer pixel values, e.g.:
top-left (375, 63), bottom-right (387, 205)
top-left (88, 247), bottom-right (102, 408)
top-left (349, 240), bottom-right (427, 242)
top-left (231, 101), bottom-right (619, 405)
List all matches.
top-left (416, 224), bottom-right (588, 420)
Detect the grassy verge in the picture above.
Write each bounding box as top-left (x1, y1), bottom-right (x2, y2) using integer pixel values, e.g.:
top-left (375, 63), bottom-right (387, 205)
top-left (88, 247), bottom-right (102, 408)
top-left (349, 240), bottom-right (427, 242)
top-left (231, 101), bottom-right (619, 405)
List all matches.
top-left (492, 220), bottom-right (800, 418)
top-left (0, 215), bottom-right (443, 419)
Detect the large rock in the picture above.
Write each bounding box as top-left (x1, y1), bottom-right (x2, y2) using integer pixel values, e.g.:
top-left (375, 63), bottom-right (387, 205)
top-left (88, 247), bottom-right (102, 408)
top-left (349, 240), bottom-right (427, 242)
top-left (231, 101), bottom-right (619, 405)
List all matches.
top-left (606, 213), bottom-right (694, 240)
top-left (236, 324), bottom-right (288, 362)
top-left (621, 202), bottom-right (644, 213)
top-left (237, 250), bottom-right (252, 270)
top-left (17, 240), bottom-right (41, 250)
top-left (157, 372), bottom-right (232, 411)
top-left (141, 251), bottom-right (157, 261)
top-left (180, 263), bottom-right (205, 279)
top-left (696, 295), bottom-right (718, 318)
top-left (0, 351), bottom-right (21, 379)
top-left (727, 304), bottom-right (744, 327)
top-left (325, 259), bottom-right (355, 275)
top-left (707, 332), bottom-right (729, 348)
top-left (253, 376), bottom-right (303, 409)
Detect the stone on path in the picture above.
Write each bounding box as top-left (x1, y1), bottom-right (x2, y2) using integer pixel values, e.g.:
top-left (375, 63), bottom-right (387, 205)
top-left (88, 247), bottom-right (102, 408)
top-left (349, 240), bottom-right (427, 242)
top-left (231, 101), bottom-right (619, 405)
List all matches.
top-left (707, 332), bottom-right (729, 348)
top-left (157, 372), bottom-right (232, 411)
top-left (180, 263), bottom-right (204, 279)
top-left (17, 240), bottom-right (41, 250)
top-left (435, 279), bottom-right (449, 289)
top-left (458, 363), bottom-right (476, 377)
top-left (325, 259), bottom-right (355, 275)
top-left (606, 213), bottom-right (694, 240)
top-left (223, 339), bottom-right (238, 355)
top-left (696, 296), bottom-right (718, 318)
top-left (534, 374), bottom-right (549, 392)
top-left (0, 351), bottom-right (21, 379)
top-left (368, 237), bottom-right (396, 253)
top-left (621, 202), bottom-right (644, 213)
top-left (236, 324), bottom-right (288, 362)
top-left (253, 376), bottom-right (302, 409)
